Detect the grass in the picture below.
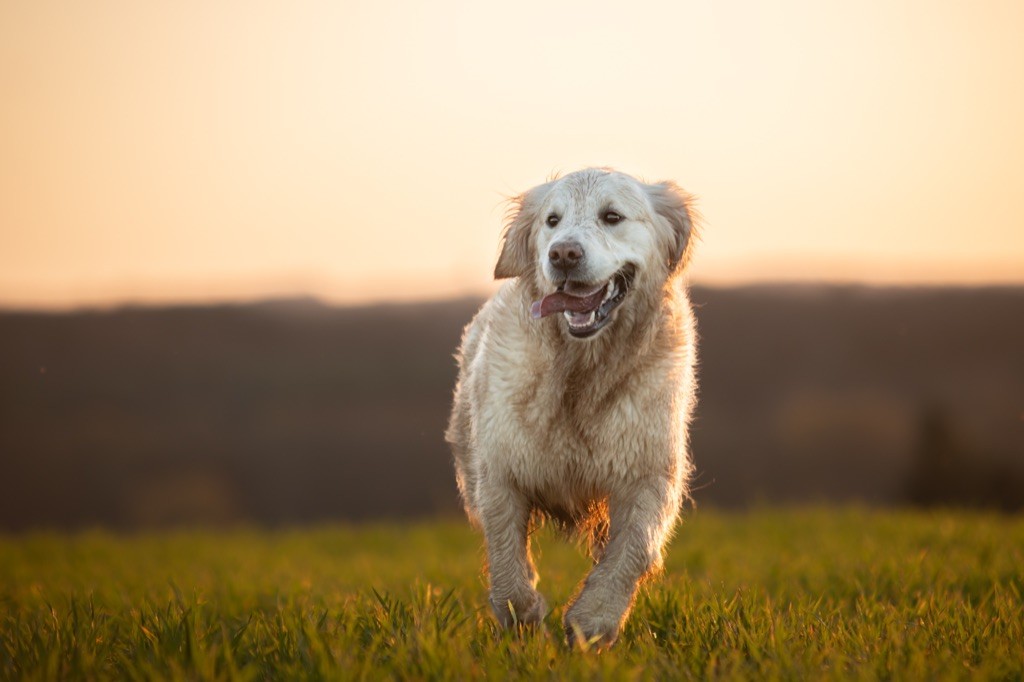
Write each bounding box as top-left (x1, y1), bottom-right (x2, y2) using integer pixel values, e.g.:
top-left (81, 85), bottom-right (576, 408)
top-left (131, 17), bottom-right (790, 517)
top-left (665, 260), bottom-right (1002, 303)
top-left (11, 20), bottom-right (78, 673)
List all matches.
top-left (1, 508), bottom-right (1022, 680)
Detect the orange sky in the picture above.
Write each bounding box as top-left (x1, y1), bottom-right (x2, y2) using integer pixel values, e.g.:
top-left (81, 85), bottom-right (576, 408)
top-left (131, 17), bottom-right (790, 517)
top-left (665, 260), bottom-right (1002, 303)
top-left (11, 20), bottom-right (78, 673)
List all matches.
top-left (1, 0), bottom-right (1022, 309)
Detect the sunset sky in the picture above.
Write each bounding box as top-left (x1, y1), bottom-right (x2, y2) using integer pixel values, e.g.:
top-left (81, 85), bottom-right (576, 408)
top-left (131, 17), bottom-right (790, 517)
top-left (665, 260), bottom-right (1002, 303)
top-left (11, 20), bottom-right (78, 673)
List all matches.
top-left (2, 0), bottom-right (1022, 308)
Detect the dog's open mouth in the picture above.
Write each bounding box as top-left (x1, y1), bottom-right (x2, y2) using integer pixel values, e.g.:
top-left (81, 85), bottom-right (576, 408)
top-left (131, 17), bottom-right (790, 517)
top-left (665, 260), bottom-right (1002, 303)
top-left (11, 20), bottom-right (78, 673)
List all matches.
top-left (530, 265), bottom-right (635, 338)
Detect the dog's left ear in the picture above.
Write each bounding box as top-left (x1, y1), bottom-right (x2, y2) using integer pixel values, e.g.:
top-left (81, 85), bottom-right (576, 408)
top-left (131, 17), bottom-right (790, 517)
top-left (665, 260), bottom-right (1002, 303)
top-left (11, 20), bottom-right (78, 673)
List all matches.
top-left (494, 181), bottom-right (554, 280)
top-left (645, 181), bottom-right (699, 271)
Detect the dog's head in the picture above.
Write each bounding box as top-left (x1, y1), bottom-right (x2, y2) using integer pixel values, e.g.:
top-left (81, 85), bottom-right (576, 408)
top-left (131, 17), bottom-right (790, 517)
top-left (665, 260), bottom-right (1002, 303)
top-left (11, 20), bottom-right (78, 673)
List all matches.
top-left (495, 168), bottom-right (697, 339)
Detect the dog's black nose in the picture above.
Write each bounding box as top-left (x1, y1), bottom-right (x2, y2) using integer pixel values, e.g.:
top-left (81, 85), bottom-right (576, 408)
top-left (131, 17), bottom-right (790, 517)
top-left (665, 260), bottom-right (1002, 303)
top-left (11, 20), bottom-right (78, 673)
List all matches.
top-left (548, 241), bottom-right (584, 272)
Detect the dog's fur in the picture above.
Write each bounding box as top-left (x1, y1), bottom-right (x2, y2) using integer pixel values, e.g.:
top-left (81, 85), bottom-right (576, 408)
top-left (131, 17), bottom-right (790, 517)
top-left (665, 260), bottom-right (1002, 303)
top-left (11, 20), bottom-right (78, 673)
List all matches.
top-left (446, 168), bottom-right (699, 647)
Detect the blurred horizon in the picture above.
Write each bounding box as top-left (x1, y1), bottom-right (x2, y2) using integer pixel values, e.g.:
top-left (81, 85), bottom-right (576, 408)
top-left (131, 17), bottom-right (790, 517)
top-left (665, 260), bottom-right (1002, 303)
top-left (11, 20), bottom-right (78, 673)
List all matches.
top-left (3, 0), bottom-right (1024, 310)
top-left (2, 285), bottom-right (1022, 531)
top-left (1, 277), bottom-right (1023, 314)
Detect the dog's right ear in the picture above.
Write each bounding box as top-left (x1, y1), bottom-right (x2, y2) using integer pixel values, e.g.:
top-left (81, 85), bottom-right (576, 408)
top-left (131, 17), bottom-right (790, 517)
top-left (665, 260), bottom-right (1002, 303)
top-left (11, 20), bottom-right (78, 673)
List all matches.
top-left (494, 182), bottom-right (554, 280)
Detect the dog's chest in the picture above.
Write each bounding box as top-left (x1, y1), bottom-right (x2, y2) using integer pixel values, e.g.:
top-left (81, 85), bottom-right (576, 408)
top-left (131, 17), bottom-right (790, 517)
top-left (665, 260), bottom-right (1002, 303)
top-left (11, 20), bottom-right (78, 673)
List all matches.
top-left (505, 369), bottom-right (665, 495)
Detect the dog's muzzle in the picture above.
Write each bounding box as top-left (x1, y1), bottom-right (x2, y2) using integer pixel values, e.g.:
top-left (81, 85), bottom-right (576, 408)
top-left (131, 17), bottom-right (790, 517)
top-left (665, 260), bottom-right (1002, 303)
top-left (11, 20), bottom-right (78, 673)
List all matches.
top-left (530, 265), bottom-right (636, 338)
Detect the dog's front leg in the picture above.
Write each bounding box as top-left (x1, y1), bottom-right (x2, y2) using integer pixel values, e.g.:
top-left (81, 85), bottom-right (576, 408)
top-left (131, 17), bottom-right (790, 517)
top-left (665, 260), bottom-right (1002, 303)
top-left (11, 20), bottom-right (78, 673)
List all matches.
top-left (563, 475), bottom-right (681, 648)
top-left (478, 479), bottom-right (548, 628)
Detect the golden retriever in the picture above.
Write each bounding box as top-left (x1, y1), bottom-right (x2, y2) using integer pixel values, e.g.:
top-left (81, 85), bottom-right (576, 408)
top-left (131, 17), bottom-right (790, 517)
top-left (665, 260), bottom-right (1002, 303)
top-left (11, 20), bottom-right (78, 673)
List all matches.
top-left (446, 168), bottom-right (699, 648)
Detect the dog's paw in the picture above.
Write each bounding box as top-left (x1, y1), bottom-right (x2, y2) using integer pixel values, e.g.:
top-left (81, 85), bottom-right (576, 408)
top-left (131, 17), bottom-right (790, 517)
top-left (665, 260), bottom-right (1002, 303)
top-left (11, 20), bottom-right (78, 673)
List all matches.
top-left (563, 594), bottom-right (626, 650)
top-left (489, 589), bottom-right (548, 629)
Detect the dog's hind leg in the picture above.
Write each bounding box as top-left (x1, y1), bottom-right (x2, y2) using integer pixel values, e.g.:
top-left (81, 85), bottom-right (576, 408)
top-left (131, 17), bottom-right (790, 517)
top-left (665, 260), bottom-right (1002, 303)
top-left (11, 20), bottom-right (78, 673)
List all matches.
top-left (479, 480), bottom-right (548, 628)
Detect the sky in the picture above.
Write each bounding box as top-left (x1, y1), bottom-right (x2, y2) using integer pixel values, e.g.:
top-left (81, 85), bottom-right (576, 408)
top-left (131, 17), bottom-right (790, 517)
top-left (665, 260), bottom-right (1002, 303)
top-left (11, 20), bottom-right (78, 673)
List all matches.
top-left (1, 0), bottom-right (1022, 309)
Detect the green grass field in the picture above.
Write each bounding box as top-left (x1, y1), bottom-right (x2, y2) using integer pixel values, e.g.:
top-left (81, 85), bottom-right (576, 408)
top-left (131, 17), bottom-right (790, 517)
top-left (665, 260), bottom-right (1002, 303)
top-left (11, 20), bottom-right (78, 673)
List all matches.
top-left (2, 508), bottom-right (1022, 680)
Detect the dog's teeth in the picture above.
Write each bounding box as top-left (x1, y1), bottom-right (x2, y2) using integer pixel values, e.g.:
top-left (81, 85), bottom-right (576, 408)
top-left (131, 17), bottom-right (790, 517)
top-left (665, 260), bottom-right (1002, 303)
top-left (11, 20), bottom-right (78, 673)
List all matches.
top-left (563, 310), bottom-right (596, 328)
top-left (602, 284), bottom-right (615, 304)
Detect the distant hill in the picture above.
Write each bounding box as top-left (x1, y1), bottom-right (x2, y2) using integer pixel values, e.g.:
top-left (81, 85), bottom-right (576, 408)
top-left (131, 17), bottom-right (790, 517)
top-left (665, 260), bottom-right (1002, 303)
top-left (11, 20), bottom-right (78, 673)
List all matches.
top-left (1, 286), bottom-right (1022, 530)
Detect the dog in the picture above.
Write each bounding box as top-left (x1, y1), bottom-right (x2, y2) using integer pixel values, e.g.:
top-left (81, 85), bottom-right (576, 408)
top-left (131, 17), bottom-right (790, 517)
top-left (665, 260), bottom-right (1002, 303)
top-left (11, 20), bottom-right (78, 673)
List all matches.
top-left (446, 168), bottom-right (699, 648)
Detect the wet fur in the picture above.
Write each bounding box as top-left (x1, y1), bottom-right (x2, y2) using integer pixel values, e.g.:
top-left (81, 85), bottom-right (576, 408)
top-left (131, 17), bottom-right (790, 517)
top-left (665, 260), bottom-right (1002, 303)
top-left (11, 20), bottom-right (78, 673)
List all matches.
top-left (446, 168), bottom-right (699, 647)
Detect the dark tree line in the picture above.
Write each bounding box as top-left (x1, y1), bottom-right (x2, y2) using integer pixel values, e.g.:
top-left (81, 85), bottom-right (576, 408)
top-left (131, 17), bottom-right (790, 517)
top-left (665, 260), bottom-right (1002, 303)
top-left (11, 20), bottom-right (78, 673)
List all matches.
top-left (1, 286), bottom-right (1022, 530)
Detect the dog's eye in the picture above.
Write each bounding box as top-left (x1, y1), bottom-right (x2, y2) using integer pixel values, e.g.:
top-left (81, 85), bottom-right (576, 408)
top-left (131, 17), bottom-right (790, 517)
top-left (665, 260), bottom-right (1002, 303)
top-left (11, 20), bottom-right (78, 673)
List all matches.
top-left (546, 214), bottom-right (560, 228)
top-left (602, 211), bottom-right (623, 225)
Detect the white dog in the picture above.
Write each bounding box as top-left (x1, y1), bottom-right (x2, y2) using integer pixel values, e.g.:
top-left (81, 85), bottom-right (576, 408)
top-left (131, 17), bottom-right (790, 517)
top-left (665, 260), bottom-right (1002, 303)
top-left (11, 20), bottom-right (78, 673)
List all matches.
top-left (446, 168), bottom-right (699, 647)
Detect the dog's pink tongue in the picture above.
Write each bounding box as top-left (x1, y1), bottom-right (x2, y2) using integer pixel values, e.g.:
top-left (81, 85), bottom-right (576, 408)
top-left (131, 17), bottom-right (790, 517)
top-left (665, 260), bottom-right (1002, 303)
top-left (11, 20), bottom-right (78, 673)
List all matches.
top-left (530, 286), bottom-right (605, 319)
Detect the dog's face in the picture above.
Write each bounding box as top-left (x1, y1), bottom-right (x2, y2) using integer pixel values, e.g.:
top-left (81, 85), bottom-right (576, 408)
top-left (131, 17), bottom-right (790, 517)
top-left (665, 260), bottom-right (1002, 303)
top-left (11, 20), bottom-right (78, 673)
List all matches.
top-left (495, 169), bottom-right (696, 339)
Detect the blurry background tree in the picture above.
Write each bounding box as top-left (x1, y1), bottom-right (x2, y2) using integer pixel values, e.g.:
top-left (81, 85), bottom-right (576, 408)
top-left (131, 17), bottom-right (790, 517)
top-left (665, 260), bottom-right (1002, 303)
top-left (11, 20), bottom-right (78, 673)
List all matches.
top-left (905, 405), bottom-right (1024, 511)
